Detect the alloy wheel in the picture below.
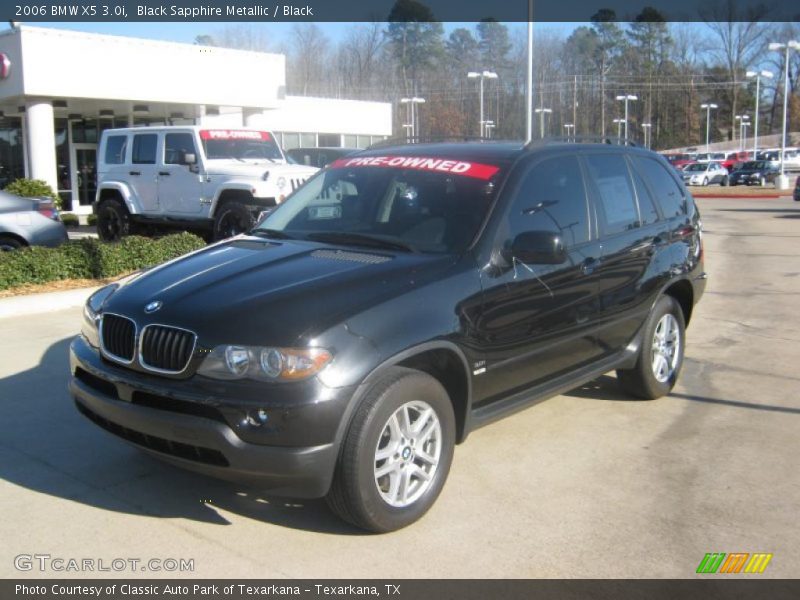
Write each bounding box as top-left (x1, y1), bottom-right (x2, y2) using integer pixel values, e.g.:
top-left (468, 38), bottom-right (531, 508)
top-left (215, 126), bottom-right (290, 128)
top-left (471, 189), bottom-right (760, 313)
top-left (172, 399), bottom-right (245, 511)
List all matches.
top-left (651, 313), bottom-right (681, 383)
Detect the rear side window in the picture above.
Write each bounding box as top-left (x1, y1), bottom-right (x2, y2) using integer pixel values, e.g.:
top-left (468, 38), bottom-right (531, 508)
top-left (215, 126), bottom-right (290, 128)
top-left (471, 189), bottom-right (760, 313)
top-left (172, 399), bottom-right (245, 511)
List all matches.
top-left (509, 155), bottom-right (590, 247)
top-left (132, 134), bottom-right (158, 165)
top-left (629, 164), bottom-right (660, 225)
top-left (583, 153), bottom-right (639, 236)
top-left (634, 156), bottom-right (686, 218)
top-left (165, 133), bottom-right (196, 165)
top-left (104, 135), bottom-right (127, 164)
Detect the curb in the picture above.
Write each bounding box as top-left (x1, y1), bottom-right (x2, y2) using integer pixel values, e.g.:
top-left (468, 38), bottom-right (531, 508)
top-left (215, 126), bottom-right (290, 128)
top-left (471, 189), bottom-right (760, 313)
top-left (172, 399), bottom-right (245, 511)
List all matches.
top-left (0, 286), bottom-right (99, 320)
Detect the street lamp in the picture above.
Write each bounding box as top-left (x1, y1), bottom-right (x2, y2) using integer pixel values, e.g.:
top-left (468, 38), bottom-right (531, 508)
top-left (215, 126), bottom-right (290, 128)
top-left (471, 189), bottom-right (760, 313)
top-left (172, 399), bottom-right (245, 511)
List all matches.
top-left (534, 108), bottom-right (552, 138)
top-left (615, 94), bottom-right (637, 140)
top-left (768, 40), bottom-right (800, 188)
top-left (484, 120), bottom-right (496, 139)
top-left (735, 115), bottom-right (749, 152)
top-left (741, 121), bottom-right (751, 153)
top-left (700, 103), bottom-right (718, 153)
top-left (563, 123), bottom-right (574, 141)
top-left (400, 97), bottom-right (425, 141)
top-left (401, 123), bottom-right (413, 143)
top-left (468, 70), bottom-right (498, 138)
top-left (613, 118), bottom-right (625, 139)
top-left (746, 70), bottom-right (774, 157)
top-left (642, 122), bottom-right (652, 149)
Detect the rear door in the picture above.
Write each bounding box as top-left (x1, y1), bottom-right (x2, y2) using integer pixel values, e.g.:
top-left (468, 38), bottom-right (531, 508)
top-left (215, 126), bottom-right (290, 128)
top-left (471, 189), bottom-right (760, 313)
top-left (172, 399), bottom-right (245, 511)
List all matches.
top-left (582, 152), bottom-right (666, 355)
top-left (129, 132), bottom-right (161, 213)
top-left (473, 153), bottom-right (603, 405)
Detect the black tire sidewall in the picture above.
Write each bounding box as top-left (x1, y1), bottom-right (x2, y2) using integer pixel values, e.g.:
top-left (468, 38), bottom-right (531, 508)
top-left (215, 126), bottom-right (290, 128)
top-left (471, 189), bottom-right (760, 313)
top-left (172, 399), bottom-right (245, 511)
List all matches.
top-left (345, 369), bottom-right (455, 532)
top-left (213, 201), bottom-right (254, 241)
top-left (0, 235), bottom-right (23, 251)
top-left (96, 198), bottom-right (129, 241)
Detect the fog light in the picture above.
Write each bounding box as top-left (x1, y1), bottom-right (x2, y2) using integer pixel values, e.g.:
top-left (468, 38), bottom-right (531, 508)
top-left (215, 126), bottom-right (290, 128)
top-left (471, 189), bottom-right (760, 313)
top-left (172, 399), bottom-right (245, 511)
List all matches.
top-left (242, 409), bottom-right (269, 427)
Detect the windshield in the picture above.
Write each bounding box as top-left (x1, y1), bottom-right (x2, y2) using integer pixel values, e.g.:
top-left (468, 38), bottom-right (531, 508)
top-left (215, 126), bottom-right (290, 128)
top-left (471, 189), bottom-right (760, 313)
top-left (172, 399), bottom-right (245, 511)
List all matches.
top-left (255, 155), bottom-right (503, 254)
top-left (686, 164), bottom-right (707, 172)
top-left (200, 130), bottom-right (284, 161)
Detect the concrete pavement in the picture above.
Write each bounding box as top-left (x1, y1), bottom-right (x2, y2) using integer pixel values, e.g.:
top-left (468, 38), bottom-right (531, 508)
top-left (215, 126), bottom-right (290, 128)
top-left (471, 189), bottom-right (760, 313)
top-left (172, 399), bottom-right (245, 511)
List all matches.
top-left (0, 196), bottom-right (798, 578)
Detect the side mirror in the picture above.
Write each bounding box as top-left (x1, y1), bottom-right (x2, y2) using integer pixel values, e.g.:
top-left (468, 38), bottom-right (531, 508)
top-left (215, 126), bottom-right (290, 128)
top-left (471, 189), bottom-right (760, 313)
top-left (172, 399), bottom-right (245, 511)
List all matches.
top-left (182, 152), bottom-right (197, 165)
top-left (507, 231), bottom-right (567, 265)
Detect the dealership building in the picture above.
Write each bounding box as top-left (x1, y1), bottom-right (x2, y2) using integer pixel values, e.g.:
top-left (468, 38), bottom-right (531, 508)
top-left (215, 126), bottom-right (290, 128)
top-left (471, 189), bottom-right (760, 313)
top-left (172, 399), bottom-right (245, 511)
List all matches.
top-left (0, 25), bottom-right (392, 213)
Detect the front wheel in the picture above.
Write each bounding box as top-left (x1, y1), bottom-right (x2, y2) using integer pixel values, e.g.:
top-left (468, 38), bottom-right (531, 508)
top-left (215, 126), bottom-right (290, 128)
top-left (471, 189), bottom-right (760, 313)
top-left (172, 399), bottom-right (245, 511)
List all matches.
top-left (721, 175), bottom-right (729, 187)
top-left (0, 235), bottom-right (24, 251)
top-left (326, 367), bottom-right (455, 532)
top-left (213, 201), bottom-right (255, 241)
top-left (617, 295), bottom-right (686, 400)
top-left (702, 177), bottom-right (709, 186)
top-left (96, 198), bottom-right (131, 242)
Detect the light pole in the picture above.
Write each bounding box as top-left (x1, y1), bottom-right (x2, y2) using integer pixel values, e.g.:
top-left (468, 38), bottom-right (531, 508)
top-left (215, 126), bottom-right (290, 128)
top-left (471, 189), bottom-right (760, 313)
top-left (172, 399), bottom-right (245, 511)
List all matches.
top-left (735, 115), bottom-right (749, 152)
top-left (769, 40), bottom-right (800, 188)
top-left (534, 107), bottom-right (552, 138)
top-left (613, 118), bottom-right (625, 139)
top-left (484, 120), bottom-right (496, 139)
top-left (746, 70), bottom-right (774, 157)
top-left (642, 122), bottom-right (652, 149)
top-left (700, 103), bottom-right (718, 153)
top-left (401, 97), bottom-right (425, 140)
top-left (615, 94), bottom-right (637, 140)
top-left (468, 70), bottom-right (498, 138)
top-left (564, 123), bottom-right (574, 141)
top-left (741, 121), bottom-right (751, 153)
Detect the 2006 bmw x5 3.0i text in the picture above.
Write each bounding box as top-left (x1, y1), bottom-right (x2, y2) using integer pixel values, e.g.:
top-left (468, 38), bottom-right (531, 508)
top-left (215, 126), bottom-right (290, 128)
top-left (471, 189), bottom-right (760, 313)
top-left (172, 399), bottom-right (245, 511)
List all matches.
top-left (70, 140), bottom-right (706, 532)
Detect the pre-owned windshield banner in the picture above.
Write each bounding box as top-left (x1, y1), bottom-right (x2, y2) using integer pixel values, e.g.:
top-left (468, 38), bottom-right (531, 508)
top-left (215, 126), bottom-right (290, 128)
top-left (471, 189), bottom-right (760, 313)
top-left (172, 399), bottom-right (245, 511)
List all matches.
top-left (329, 156), bottom-right (500, 180)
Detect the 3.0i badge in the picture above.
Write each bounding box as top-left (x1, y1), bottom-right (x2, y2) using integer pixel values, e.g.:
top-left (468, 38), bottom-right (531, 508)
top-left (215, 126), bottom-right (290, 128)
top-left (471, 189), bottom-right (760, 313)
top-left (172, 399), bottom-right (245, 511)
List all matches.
top-left (144, 300), bottom-right (163, 314)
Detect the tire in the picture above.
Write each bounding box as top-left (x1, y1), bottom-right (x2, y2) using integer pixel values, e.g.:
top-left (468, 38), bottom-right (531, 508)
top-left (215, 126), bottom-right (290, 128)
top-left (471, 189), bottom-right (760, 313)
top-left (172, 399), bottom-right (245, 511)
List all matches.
top-left (326, 367), bottom-right (456, 533)
top-left (702, 177), bottom-right (709, 186)
top-left (760, 176), bottom-right (766, 187)
top-left (96, 197), bottom-right (131, 242)
top-left (721, 175), bottom-right (729, 187)
top-left (0, 235), bottom-right (24, 251)
top-left (213, 201), bottom-right (255, 241)
top-left (616, 295), bottom-right (686, 400)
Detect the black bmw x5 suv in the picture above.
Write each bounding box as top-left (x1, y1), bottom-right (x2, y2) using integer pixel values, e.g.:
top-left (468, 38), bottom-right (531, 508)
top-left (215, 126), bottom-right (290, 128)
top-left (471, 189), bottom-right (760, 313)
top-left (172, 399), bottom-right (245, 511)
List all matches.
top-left (70, 140), bottom-right (705, 532)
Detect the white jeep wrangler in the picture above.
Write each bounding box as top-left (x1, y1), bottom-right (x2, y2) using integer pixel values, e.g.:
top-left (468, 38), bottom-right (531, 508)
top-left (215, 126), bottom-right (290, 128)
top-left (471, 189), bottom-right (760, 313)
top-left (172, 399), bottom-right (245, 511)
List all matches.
top-left (94, 126), bottom-right (318, 241)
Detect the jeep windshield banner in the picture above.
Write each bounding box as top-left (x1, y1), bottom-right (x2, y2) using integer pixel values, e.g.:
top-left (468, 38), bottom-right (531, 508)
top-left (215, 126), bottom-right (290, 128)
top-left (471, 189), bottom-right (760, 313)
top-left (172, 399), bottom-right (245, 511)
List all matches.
top-left (199, 130), bottom-right (271, 141)
top-left (329, 156), bottom-right (500, 180)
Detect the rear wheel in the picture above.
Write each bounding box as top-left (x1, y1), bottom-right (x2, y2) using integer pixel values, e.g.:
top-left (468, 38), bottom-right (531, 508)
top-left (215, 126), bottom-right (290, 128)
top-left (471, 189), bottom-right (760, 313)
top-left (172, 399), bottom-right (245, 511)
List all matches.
top-left (213, 201), bottom-right (254, 241)
top-left (721, 175), bottom-right (729, 186)
top-left (617, 295), bottom-right (686, 400)
top-left (96, 198), bottom-right (131, 242)
top-left (702, 177), bottom-right (709, 186)
top-left (0, 235), bottom-right (24, 251)
top-left (326, 367), bottom-right (455, 532)
top-left (760, 176), bottom-right (766, 187)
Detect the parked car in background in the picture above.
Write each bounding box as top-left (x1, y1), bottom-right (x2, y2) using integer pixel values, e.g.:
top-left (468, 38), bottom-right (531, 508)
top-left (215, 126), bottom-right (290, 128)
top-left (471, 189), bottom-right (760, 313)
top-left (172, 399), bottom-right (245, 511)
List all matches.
top-left (0, 191), bottom-right (67, 250)
top-left (721, 151), bottom-right (751, 172)
top-left (663, 153), bottom-right (695, 171)
top-left (285, 147), bottom-right (356, 169)
top-left (681, 161), bottom-right (729, 186)
top-left (94, 127), bottom-right (318, 242)
top-left (695, 152), bottom-right (726, 163)
top-left (794, 176), bottom-right (800, 201)
top-left (729, 160), bottom-right (781, 186)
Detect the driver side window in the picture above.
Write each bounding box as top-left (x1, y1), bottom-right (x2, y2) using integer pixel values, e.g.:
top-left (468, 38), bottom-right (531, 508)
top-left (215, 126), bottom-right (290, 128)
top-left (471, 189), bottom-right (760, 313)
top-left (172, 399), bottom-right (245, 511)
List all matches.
top-left (508, 155), bottom-right (590, 247)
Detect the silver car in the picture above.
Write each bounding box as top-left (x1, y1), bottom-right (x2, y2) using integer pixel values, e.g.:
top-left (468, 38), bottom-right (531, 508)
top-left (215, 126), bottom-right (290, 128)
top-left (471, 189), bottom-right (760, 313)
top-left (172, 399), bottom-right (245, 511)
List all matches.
top-left (681, 161), bottom-right (729, 186)
top-left (0, 191), bottom-right (68, 251)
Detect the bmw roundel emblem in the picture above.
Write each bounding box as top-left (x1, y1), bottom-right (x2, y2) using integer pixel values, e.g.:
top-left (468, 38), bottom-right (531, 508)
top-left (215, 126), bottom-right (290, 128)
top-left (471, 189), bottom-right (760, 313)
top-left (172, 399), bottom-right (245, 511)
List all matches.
top-left (144, 300), bottom-right (163, 314)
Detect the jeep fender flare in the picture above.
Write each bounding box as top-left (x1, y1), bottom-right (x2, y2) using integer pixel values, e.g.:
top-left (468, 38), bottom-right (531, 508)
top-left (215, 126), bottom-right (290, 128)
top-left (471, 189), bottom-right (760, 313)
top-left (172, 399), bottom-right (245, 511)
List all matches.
top-left (209, 184), bottom-right (260, 216)
top-left (95, 183), bottom-right (137, 214)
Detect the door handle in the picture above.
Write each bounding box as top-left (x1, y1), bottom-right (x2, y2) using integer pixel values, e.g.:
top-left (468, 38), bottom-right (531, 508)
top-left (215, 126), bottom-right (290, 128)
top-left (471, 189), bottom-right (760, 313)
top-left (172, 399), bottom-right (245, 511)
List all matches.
top-left (129, 171), bottom-right (141, 176)
top-left (158, 171), bottom-right (171, 176)
top-left (581, 257), bottom-right (601, 275)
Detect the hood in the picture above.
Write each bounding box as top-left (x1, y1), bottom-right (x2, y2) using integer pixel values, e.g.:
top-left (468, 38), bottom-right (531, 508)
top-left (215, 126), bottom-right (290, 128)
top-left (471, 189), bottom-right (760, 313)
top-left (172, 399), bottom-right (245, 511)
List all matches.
top-left (205, 161), bottom-right (318, 179)
top-left (103, 237), bottom-right (456, 347)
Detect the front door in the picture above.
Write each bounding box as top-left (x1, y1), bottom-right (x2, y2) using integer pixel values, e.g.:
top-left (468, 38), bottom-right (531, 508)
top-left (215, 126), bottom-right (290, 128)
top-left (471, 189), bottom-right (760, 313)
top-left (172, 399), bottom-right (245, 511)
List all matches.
top-left (472, 154), bottom-right (602, 407)
top-left (71, 144), bottom-right (97, 207)
top-left (158, 131), bottom-right (203, 214)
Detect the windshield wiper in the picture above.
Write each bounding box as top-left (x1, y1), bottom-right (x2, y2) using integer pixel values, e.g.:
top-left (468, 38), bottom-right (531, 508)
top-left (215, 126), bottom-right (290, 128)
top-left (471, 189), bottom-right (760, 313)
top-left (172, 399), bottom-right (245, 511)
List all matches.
top-left (306, 232), bottom-right (416, 253)
top-left (250, 228), bottom-right (294, 240)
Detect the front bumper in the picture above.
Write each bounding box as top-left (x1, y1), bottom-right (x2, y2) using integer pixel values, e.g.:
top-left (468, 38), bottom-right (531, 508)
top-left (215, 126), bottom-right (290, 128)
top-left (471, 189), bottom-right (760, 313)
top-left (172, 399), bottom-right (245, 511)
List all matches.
top-left (69, 335), bottom-right (354, 498)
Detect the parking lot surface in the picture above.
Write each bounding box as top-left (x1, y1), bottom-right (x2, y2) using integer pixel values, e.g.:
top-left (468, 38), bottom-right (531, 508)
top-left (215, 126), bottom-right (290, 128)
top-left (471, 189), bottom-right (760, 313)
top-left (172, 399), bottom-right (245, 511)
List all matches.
top-left (1, 195), bottom-right (798, 578)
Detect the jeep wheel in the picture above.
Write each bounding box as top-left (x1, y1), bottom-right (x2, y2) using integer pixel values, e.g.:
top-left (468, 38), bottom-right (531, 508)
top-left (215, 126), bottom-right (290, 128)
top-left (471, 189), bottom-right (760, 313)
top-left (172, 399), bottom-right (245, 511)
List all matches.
top-left (213, 201), bottom-right (254, 241)
top-left (617, 295), bottom-right (686, 400)
top-left (96, 198), bottom-right (131, 242)
top-left (326, 367), bottom-right (455, 533)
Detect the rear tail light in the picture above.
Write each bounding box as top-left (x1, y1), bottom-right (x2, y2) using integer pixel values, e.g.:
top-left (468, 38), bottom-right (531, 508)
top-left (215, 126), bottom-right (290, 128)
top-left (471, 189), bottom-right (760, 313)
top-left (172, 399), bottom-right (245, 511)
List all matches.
top-left (37, 201), bottom-right (59, 221)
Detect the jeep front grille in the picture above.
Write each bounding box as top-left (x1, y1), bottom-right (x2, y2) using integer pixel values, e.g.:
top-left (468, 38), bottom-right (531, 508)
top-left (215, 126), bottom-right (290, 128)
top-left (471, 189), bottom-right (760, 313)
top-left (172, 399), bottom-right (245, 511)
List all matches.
top-left (290, 177), bottom-right (306, 191)
top-left (100, 314), bottom-right (136, 363)
top-left (140, 324), bottom-right (196, 374)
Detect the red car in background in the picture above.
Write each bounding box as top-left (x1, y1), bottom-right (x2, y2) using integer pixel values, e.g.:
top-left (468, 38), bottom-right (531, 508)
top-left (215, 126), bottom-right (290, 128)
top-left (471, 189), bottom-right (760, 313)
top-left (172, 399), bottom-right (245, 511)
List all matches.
top-left (663, 153), bottom-right (696, 171)
top-left (722, 151), bottom-right (751, 172)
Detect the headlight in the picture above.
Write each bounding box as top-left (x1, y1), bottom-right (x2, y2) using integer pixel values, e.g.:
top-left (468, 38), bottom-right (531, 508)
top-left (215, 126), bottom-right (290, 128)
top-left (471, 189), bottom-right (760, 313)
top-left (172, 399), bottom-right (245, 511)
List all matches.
top-left (81, 283), bottom-right (119, 347)
top-left (197, 345), bottom-right (332, 382)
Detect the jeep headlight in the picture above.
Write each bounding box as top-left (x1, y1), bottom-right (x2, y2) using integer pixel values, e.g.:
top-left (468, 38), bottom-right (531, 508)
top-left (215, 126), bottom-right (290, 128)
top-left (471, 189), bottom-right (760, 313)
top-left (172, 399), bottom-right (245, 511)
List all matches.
top-left (197, 345), bottom-right (332, 382)
top-left (82, 283), bottom-right (119, 347)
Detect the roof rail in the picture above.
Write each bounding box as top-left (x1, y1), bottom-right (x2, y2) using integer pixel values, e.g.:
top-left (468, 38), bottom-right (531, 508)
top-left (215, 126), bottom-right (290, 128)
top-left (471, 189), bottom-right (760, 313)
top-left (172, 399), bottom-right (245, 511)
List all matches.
top-left (524, 136), bottom-right (638, 149)
top-left (366, 135), bottom-right (517, 149)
